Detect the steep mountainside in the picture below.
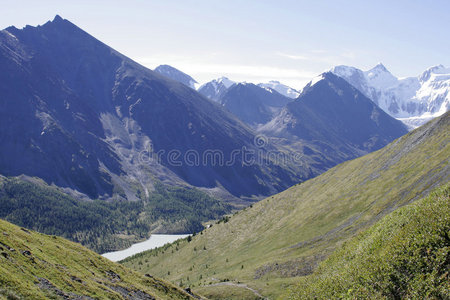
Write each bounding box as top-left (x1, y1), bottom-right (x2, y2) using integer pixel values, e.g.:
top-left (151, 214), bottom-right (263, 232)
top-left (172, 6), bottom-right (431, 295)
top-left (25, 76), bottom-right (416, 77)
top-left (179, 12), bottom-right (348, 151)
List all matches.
top-left (123, 112), bottom-right (449, 299)
top-left (154, 64), bottom-right (198, 89)
top-left (289, 185), bottom-right (449, 299)
top-left (0, 16), bottom-right (301, 201)
top-left (197, 77), bottom-right (235, 101)
top-left (217, 83), bottom-right (291, 127)
top-left (258, 80), bottom-right (300, 98)
top-left (261, 72), bottom-right (408, 168)
top-left (331, 63), bottom-right (450, 128)
top-left (0, 218), bottom-right (196, 299)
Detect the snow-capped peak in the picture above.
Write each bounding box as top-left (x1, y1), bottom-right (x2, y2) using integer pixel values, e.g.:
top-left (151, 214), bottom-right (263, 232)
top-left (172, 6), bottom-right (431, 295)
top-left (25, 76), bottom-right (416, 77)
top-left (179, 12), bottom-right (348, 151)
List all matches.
top-left (330, 65), bottom-right (361, 78)
top-left (330, 63), bottom-right (450, 129)
top-left (365, 63), bottom-right (398, 90)
top-left (370, 62), bottom-right (389, 72)
top-left (258, 81), bottom-right (300, 99)
top-left (197, 77), bottom-right (236, 101)
top-left (216, 77), bottom-right (235, 89)
top-left (419, 64), bottom-right (449, 82)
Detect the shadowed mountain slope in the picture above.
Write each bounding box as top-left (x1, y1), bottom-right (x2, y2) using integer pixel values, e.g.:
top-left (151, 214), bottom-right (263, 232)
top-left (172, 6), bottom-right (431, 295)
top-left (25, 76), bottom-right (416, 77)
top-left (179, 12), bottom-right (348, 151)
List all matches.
top-left (0, 15), bottom-right (300, 201)
top-left (218, 83), bottom-right (291, 127)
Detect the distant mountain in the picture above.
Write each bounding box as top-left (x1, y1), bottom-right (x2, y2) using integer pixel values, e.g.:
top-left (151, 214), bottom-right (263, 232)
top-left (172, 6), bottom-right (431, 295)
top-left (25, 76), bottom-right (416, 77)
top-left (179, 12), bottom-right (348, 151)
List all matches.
top-left (217, 83), bottom-right (292, 127)
top-left (331, 63), bottom-right (450, 128)
top-left (198, 78), bottom-right (300, 102)
top-left (258, 80), bottom-right (300, 98)
top-left (124, 111), bottom-right (449, 299)
top-left (261, 72), bottom-right (408, 157)
top-left (197, 76), bottom-right (235, 101)
top-left (0, 218), bottom-right (196, 299)
top-left (154, 64), bottom-right (198, 89)
top-left (0, 16), bottom-right (301, 201)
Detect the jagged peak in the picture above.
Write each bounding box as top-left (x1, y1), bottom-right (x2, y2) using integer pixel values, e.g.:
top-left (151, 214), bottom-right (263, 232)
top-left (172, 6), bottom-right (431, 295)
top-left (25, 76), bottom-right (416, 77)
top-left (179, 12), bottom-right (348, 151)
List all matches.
top-left (207, 76), bottom-right (235, 88)
top-left (4, 15), bottom-right (81, 35)
top-left (1, 15), bottom-right (92, 48)
top-left (53, 14), bottom-right (64, 22)
top-left (371, 62), bottom-right (388, 72)
top-left (419, 64), bottom-right (449, 82)
top-left (364, 63), bottom-right (398, 89)
top-left (41, 15), bottom-right (71, 28)
top-left (2, 15), bottom-right (66, 32)
top-left (198, 76), bottom-right (235, 91)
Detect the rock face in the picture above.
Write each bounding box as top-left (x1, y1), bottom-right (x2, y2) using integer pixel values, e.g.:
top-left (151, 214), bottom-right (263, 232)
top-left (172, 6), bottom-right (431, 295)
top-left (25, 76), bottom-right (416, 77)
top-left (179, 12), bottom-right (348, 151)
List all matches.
top-left (261, 72), bottom-right (408, 166)
top-left (331, 63), bottom-right (450, 128)
top-left (0, 15), bottom-right (300, 200)
top-left (154, 64), bottom-right (198, 89)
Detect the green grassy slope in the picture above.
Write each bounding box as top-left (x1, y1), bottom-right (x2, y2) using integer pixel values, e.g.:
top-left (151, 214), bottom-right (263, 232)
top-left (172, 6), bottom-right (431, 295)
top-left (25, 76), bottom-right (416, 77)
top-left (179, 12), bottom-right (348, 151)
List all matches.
top-left (287, 184), bottom-right (449, 299)
top-left (122, 112), bottom-right (449, 299)
top-left (0, 218), bottom-right (196, 300)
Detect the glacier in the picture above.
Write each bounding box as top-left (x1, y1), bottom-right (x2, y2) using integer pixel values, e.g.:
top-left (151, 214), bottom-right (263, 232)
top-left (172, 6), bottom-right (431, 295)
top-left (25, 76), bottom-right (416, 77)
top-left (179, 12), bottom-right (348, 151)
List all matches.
top-left (331, 63), bottom-right (450, 128)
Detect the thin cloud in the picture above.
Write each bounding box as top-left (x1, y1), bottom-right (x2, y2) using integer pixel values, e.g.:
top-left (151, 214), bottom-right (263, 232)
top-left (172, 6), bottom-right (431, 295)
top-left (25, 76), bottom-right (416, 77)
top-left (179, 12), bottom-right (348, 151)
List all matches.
top-left (276, 50), bottom-right (359, 65)
top-left (277, 52), bottom-right (309, 60)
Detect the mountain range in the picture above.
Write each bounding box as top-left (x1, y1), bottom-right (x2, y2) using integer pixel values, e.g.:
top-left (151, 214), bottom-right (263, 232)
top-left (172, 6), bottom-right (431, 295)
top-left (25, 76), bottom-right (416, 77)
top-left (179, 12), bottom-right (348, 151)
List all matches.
top-left (262, 72), bottom-right (408, 153)
top-left (0, 15), bottom-right (303, 203)
top-left (0, 15), bottom-right (449, 300)
top-left (0, 16), bottom-right (410, 205)
top-left (140, 63), bottom-right (409, 188)
top-left (331, 63), bottom-right (450, 128)
top-left (156, 63), bottom-right (449, 130)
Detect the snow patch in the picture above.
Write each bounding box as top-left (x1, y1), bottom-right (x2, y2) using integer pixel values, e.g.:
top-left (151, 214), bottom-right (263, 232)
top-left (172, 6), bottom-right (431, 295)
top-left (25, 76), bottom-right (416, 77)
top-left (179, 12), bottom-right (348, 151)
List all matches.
top-left (258, 81), bottom-right (300, 98)
top-left (309, 74), bottom-right (325, 87)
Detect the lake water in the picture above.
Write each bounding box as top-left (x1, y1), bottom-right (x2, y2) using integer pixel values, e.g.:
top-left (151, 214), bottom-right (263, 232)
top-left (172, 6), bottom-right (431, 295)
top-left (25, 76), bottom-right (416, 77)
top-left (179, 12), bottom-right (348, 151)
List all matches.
top-left (102, 234), bottom-right (190, 262)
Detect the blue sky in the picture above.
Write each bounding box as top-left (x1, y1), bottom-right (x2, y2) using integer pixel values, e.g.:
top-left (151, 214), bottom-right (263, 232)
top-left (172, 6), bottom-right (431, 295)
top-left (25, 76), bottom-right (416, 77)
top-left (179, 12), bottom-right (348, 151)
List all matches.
top-left (2, 0), bottom-right (449, 89)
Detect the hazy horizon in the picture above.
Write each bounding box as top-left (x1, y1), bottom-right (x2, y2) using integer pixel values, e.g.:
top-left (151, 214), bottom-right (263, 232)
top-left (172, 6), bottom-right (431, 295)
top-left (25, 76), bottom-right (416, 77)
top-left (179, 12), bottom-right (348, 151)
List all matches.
top-left (2, 0), bottom-right (449, 89)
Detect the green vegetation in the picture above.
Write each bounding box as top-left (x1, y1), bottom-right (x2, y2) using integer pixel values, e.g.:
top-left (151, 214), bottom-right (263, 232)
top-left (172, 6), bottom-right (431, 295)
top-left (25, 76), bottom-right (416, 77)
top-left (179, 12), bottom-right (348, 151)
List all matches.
top-left (288, 185), bottom-right (450, 299)
top-left (195, 284), bottom-right (263, 299)
top-left (0, 218), bottom-right (195, 299)
top-left (122, 112), bottom-right (449, 299)
top-left (0, 178), bottom-right (230, 253)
